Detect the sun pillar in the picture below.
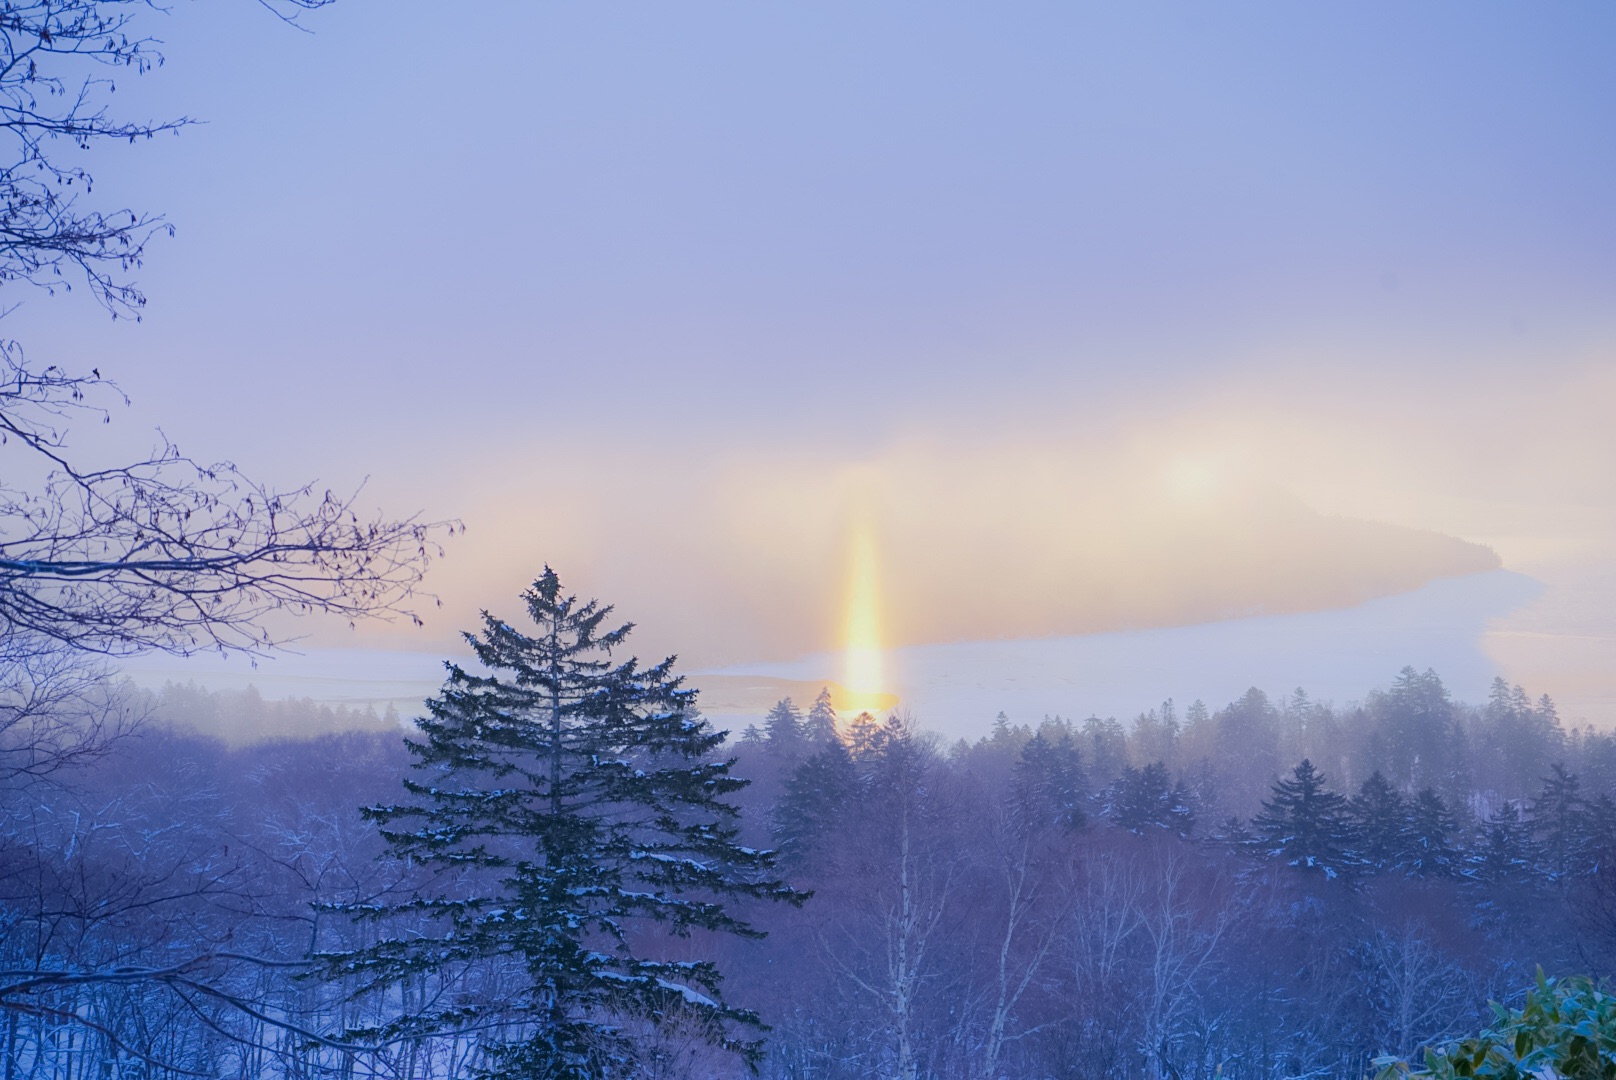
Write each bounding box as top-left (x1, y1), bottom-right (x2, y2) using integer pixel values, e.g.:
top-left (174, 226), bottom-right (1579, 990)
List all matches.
top-left (842, 524), bottom-right (886, 714)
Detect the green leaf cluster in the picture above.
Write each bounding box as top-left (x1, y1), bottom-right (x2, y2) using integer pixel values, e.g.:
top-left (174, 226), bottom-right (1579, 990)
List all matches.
top-left (1375, 972), bottom-right (1616, 1080)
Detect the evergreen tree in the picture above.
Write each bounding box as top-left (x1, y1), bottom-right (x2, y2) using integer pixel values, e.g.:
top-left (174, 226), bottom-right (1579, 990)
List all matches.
top-left (1216, 814), bottom-right (1254, 850)
top-left (1483, 676), bottom-right (1520, 741)
top-left (1181, 757), bottom-right (1221, 827)
top-left (1281, 687), bottom-right (1315, 765)
top-left (331, 570), bottom-right (804, 1079)
top-left (1529, 763), bottom-right (1589, 880)
top-left (1250, 759), bottom-right (1355, 878)
top-left (773, 738), bottom-right (860, 864)
top-left (1011, 731), bottom-right (1087, 834)
top-left (1348, 771), bottom-right (1408, 873)
top-left (802, 687), bottom-right (839, 745)
top-left (1473, 800), bottom-right (1538, 887)
top-left (1168, 778), bottom-right (1196, 836)
top-left (1107, 761), bottom-right (1194, 838)
top-left (1405, 787), bottom-right (1461, 878)
top-left (1584, 794), bottom-right (1616, 873)
top-left (1081, 714), bottom-right (1129, 786)
top-left (763, 697), bottom-right (806, 759)
top-left (1131, 701), bottom-right (1179, 768)
top-left (867, 711), bottom-right (929, 808)
top-left (845, 710), bottom-right (881, 760)
top-left (1215, 688), bottom-right (1281, 812)
top-left (1478, 678), bottom-right (1563, 800)
top-left (992, 710), bottom-right (1013, 744)
top-left (985, 710), bottom-right (1036, 759)
top-left (1375, 666), bottom-right (1454, 790)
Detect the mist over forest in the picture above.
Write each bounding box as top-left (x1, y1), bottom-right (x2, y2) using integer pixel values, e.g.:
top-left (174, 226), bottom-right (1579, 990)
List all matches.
top-left (6, 662), bottom-right (1616, 1079)
top-left (2, 0), bottom-right (1614, 1077)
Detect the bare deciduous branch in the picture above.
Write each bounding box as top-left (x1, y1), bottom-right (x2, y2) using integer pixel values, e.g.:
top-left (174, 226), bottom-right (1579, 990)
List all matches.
top-left (0, 352), bottom-right (459, 656)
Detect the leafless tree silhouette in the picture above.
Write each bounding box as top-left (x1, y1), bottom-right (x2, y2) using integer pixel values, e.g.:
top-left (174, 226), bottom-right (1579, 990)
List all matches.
top-left (0, 354), bottom-right (452, 657)
top-left (0, 4), bottom-right (455, 1073)
top-left (0, 0), bottom-right (335, 318)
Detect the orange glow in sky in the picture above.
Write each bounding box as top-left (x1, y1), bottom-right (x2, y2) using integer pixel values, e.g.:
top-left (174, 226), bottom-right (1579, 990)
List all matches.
top-left (841, 524), bottom-right (887, 713)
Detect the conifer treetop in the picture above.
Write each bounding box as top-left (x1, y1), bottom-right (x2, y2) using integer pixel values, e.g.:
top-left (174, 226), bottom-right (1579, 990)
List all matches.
top-left (327, 567), bottom-right (806, 1079)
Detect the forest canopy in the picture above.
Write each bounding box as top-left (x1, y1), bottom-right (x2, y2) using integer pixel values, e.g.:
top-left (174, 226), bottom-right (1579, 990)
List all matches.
top-left (5, 659), bottom-right (1615, 1079)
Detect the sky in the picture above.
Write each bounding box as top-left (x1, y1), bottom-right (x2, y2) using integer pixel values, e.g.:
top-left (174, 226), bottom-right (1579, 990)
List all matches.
top-left (18, 3), bottom-right (1616, 729)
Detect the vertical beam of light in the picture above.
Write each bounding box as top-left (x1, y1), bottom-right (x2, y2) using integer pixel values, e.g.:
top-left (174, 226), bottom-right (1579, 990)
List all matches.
top-left (843, 524), bottom-right (885, 710)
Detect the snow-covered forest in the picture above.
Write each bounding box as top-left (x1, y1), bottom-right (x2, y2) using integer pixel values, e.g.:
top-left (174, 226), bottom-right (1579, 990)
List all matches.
top-left (1, 2), bottom-right (1614, 1077)
top-left (5, 663), bottom-right (1614, 1079)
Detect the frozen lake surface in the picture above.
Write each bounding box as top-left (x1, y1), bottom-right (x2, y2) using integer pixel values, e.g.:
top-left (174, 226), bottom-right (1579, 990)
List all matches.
top-left (123, 570), bottom-right (1541, 742)
top-left (709, 569), bottom-right (1541, 740)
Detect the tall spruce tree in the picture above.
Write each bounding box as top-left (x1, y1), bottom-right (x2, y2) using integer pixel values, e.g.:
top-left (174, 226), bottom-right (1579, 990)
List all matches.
top-left (1474, 800), bottom-right (1538, 887)
top-left (802, 687), bottom-right (840, 746)
top-left (1406, 787), bottom-right (1461, 878)
top-left (1011, 730), bottom-right (1088, 834)
top-left (1479, 678), bottom-right (1564, 800)
top-left (1587, 794), bottom-right (1616, 872)
top-left (763, 697), bottom-right (806, 759)
top-left (1530, 763), bottom-right (1589, 880)
top-left (1130, 701), bottom-right (1180, 768)
top-left (1376, 666), bottom-right (1455, 790)
top-left (1250, 759), bottom-right (1355, 878)
top-left (330, 569), bottom-right (805, 1079)
top-left (844, 709), bottom-right (882, 759)
top-left (1215, 688), bottom-right (1281, 812)
top-left (773, 737), bottom-right (860, 864)
top-left (1348, 771), bottom-right (1409, 873)
top-left (1107, 761), bottom-right (1194, 838)
top-left (1081, 714), bottom-right (1130, 787)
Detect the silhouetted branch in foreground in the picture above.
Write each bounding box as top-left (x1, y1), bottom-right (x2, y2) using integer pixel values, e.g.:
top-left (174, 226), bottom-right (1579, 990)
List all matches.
top-left (0, 355), bottom-right (457, 656)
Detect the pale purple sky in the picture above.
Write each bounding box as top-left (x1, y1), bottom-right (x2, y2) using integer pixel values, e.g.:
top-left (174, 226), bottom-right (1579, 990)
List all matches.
top-left (16, 2), bottom-right (1616, 725)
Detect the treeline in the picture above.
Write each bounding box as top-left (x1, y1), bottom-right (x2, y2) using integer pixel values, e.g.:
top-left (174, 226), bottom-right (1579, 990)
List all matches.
top-left (743, 671), bottom-right (1616, 886)
top-left (2, 669), bottom-right (1614, 1078)
top-left (153, 681), bottom-right (404, 744)
top-left (718, 670), bottom-right (1616, 1078)
top-left (745, 669), bottom-right (1616, 824)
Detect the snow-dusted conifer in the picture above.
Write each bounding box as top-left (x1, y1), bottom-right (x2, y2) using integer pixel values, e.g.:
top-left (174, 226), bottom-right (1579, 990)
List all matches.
top-left (1473, 799), bottom-right (1538, 886)
top-left (763, 697), bottom-right (806, 759)
top-left (774, 737), bottom-right (860, 864)
top-left (1530, 763), bottom-right (1589, 879)
top-left (1348, 770), bottom-right (1408, 872)
top-left (1011, 731), bottom-right (1087, 834)
top-left (1250, 759), bottom-right (1355, 878)
top-left (802, 687), bottom-right (839, 745)
top-left (328, 568), bottom-right (804, 1079)
top-left (1107, 761), bottom-right (1193, 837)
top-left (844, 710), bottom-right (881, 759)
top-left (1406, 787), bottom-right (1461, 878)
